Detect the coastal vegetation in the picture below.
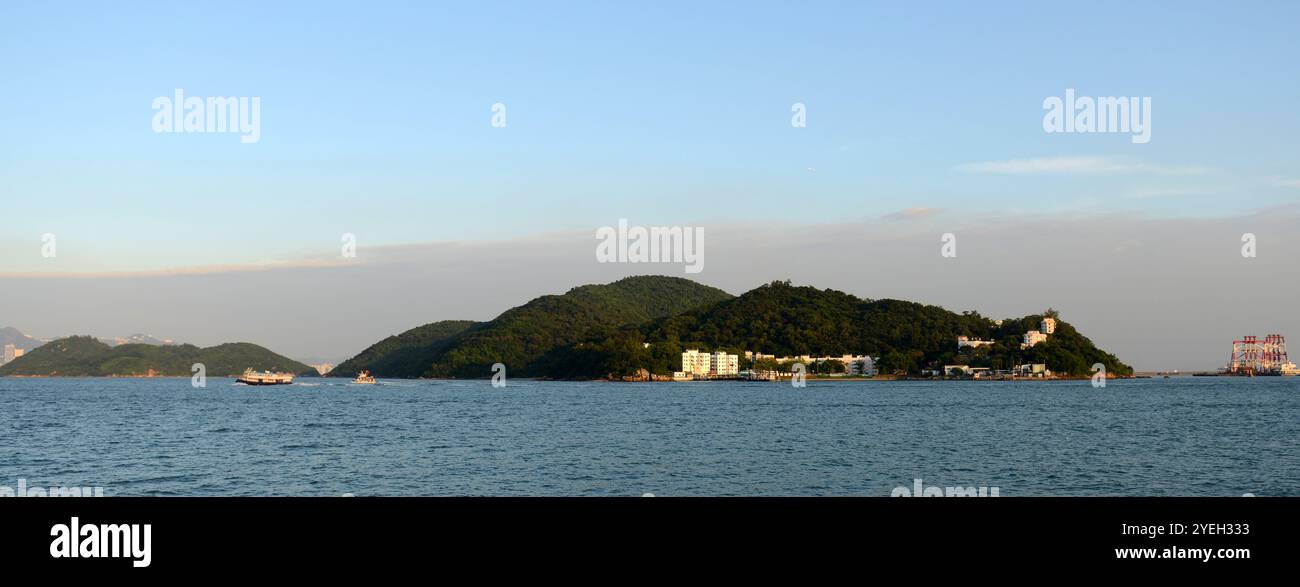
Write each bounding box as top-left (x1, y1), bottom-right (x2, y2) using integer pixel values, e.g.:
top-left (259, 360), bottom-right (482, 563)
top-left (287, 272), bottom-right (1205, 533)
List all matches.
top-left (539, 281), bottom-right (1130, 379)
top-left (0, 278), bottom-right (1130, 381)
top-left (335, 277), bottom-right (1132, 380)
top-left (0, 336), bottom-right (317, 377)
top-left (331, 320), bottom-right (479, 378)
top-left (335, 276), bottom-right (733, 378)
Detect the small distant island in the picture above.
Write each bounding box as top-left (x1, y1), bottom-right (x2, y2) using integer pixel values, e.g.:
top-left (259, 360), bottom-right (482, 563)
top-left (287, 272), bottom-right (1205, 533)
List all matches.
top-left (0, 336), bottom-right (317, 378)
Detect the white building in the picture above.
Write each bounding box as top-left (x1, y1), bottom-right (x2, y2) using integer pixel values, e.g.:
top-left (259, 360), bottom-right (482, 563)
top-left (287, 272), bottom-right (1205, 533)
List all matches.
top-left (754, 353), bottom-right (877, 376)
top-left (1015, 363), bottom-right (1051, 377)
top-left (810, 354), bottom-right (878, 376)
top-left (944, 365), bottom-right (972, 376)
top-left (1021, 330), bottom-right (1048, 348)
top-left (844, 355), bottom-right (878, 376)
top-left (680, 349), bottom-right (739, 377)
top-left (956, 336), bottom-right (993, 350)
top-left (2, 344), bottom-right (21, 365)
top-left (1021, 316), bottom-right (1057, 348)
top-left (681, 349), bottom-right (712, 377)
top-left (710, 352), bottom-right (739, 376)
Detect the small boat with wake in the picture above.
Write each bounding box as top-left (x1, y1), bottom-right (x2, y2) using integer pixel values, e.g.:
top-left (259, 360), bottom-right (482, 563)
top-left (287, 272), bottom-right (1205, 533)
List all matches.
top-left (352, 370), bottom-right (377, 385)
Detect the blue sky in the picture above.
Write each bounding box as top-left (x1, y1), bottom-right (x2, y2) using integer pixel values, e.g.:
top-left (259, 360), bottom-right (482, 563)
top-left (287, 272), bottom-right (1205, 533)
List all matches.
top-left (2, 0), bottom-right (1299, 273)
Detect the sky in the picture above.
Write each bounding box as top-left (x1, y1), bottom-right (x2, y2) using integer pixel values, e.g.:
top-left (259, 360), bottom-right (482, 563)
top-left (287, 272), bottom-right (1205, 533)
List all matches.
top-left (2, 1), bottom-right (1298, 368)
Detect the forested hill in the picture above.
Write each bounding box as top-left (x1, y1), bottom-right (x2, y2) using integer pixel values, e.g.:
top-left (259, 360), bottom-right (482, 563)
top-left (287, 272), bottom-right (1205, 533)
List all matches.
top-left (330, 320), bottom-right (479, 378)
top-left (539, 280), bottom-right (1132, 379)
top-left (0, 336), bottom-right (317, 377)
top-left (334, 275), bottom-right (734, 378)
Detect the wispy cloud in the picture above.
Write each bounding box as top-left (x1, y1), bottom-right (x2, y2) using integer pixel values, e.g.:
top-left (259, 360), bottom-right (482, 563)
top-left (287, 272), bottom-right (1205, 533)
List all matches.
top-left (956, 156), bottom-right (1211, 176)
top-left (882, 206), bottom-right (944, 221)
top-left (0, 232), bottom-right (585, 279)
top-left (0, 258), bottom-right (358, 280)
top-left (1130, 187), bottom-right (1204, 199)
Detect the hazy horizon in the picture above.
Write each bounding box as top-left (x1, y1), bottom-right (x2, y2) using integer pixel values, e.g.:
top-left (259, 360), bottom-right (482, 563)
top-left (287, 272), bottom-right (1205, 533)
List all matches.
top-left (5, 205), bottom-right (1299, 371)
top-left (3, 1), bottom-right (1298, 372)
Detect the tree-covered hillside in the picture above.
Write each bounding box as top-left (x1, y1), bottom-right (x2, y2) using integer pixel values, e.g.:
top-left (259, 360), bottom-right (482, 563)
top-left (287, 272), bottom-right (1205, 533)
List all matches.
top-left (331, 320), bottom-right (479, 378)
top-left (541, 281), bottom-right (1132, 379)
top-left (335, 275), bottom-right (734, 378)
top-left (0, 336), bottom-right (317, 377)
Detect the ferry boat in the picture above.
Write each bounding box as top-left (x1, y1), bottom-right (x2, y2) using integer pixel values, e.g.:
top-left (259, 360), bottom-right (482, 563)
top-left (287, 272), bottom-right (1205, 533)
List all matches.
top-left (236, 368), bottom-right (295, 386)
top-left (352, 370), bottom-right (377, 385)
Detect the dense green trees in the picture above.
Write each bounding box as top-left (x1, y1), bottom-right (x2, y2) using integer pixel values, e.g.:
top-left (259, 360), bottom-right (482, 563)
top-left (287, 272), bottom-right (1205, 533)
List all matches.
top-left (555, 281), bottom-right (1132, 378)
top-left (335, 276), bottom-right (732, 378)
top-left (0, 336), bottom-right (318, 377)
top-left (0, 277), bottom-right (1131, 381)
top-left (331, 320), bottom-right (478, 377)
top-left (331, 277), bottom-right (1132, 380)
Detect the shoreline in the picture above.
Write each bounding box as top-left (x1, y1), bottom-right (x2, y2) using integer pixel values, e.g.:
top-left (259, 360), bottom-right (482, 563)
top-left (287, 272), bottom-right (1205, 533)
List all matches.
top-left (0, 374), bottom-right (322, 379)
top-left (2, 374), bottom-right (1148, 382)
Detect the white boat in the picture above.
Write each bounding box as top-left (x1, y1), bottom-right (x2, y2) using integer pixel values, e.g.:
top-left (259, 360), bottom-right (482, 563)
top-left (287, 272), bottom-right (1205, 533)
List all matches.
top-left (236, 368), bottom-right (295, 386)
top-left (352, 370), bottom-right (377, 385)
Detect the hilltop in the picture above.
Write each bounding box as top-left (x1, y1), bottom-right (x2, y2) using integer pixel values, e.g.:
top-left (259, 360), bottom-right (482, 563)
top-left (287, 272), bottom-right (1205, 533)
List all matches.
top-left (538, 280), bottom-right (1131, 379)
top-left (335, 277), bottom-right (1130, 380)
top-left (333, 275), bottom-right (733, 378)
top-left (0, 336), bottom-right (317, 377)
top-left (331, 320), bottom-right (480, 378)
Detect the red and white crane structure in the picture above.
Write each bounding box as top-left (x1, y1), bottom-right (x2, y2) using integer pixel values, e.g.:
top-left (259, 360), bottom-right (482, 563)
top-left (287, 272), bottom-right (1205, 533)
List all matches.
top-left (1227, 334), bottom-right (1298, 375)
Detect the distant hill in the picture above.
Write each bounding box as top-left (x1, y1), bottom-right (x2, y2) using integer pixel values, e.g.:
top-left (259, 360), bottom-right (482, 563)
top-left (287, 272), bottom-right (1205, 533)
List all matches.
top-left (2, 327), bottom-right (181, 351)
top-left (0, 336), bottom-right (317, 377)
top-left (543, 280), bottom-right (1133, 379)
top-left (0, 327), bottom-right (43, 351)
top-left (334, 276), bottom-right (734, 378)
top-left (331, 320), bottom-right (479, 378)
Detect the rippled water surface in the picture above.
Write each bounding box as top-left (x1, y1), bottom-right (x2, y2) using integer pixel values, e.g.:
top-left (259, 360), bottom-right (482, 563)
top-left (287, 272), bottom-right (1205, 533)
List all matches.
top-left (1, 377), bottom-right (1295, 496)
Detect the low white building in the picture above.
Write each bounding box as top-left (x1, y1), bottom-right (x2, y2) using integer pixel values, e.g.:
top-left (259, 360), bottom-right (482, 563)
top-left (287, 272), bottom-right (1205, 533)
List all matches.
top-left (944, 365), bottom-right (972, 376)
top-left (838, 355), bottom-right (878, 376)
top-left (957, 336), bottom-right (993, 350)
top-left (1015, 363), bottom-right (1051, 377)
top-left (1022, 330), bottom-right (1049, 349)
top-left (754, 353), bottom-right (878, 376)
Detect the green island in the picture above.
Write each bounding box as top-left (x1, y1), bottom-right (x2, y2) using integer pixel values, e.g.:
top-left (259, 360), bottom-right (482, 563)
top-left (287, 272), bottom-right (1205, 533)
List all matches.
top-left (0, 276), bottom-right (1130, 380)
top-left (0, 336), bottom-right (317, 377)
top-left (334, 276), bottom-right (1132, 381)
